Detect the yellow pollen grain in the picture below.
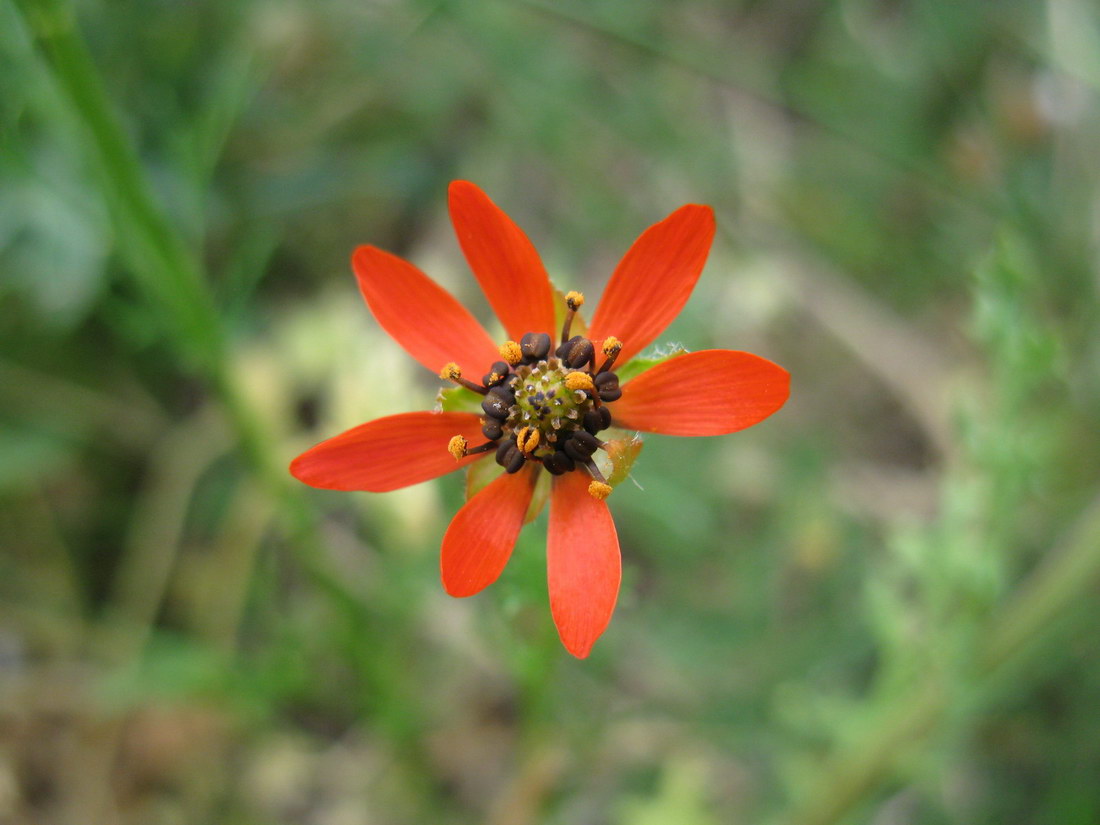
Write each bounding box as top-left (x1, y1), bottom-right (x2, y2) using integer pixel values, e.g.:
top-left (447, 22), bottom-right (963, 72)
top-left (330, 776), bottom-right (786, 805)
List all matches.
top-left (499, 340), bottom-right (523, 365)
top-left (564, 371), bottom-right (595, 393)
top-left (447, 435), bottom-right (468, 461)
top-left (515, 426), bottom-right (540, 455)
top-left (565, 290), bottom-right (585, 310)
top-left (601, 336), bottom-right (622, 356)
top-left (588, 481), bottom-right (612, 500)
top-left (439, 362), bottom-right (462, 381)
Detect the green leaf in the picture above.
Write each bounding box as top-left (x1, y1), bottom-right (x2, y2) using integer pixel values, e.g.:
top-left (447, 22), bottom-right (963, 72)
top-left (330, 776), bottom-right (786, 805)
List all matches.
top-left (0, 428), bottom-right (72, 490)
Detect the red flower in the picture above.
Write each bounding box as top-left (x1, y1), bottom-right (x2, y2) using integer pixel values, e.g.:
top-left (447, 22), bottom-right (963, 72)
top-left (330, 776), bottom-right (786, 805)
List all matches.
top-left (290, 181), bottom-right (789, 658)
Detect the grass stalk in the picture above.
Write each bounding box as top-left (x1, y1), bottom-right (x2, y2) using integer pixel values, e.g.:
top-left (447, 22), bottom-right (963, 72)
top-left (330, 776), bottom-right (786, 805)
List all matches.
top-left (774, 491), bottom-right (1100, 825)
top-left (11, 0), bottom-right (372, 642)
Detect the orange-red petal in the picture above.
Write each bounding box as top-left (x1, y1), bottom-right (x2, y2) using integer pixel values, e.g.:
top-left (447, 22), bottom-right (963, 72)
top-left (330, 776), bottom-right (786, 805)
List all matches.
top-left (290, 411), bottom-right (486, 492)
top-left (588, 204), bottom-right (716, 364)
top-left (441, 464), bottom-right (538, 597)
top-left (613, 349), bottom-right (790, 436)
top-left (352, 245), bottom-right (499, 377)
top-left (448, 180), bottom-right (556, 341)
top-left (547, 470), bottom-right (622, 659)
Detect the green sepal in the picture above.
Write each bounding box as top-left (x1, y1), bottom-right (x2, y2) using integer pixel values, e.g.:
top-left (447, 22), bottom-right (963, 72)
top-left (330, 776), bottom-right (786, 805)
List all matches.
top-left (463, 459), bottom-right (551, 525)
top-left (436, 384), bottom-right (483, 414)
top-left (465, 453), bottom-right (502, 499)
top-left (524, 470), bottom-right (552, 524)
top-left (593, 430), bottom-right (644, 488)
top-left (615, 345), bottom-right (688, 384)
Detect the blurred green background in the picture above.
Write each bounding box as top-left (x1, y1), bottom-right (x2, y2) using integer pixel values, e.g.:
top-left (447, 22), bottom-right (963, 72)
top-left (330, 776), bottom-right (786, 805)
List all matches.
top-left (3, 0), bottom-right (1100, 822)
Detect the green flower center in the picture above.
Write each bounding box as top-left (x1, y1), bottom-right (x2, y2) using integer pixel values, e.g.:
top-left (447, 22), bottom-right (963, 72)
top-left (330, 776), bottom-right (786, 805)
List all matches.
top-left (508, 359), bottom-right (593, 453)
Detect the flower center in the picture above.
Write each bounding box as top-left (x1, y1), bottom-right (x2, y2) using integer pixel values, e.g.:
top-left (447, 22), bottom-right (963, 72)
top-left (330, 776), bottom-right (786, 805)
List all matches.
top-left (511, 360), bottom-right (589, 440)
top-left (443, 291), bottom-right (623, 499)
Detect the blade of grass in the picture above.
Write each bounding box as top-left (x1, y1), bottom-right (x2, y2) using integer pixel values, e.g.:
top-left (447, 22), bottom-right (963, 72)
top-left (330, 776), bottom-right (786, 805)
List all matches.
top-left (9, 0), bottom-right (373, 631)
top-left (11, 0), bottom-right (220, 369)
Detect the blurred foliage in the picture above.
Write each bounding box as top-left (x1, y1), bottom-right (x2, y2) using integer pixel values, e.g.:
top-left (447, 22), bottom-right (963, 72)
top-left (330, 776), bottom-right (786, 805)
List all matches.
top-left (2, 0), bottom-right (1100, 823)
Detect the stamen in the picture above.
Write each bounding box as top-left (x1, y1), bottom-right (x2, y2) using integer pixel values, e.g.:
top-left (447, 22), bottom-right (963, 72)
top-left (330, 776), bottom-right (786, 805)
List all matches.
top-left (499, 340), bottom-right (523, 366)
top-left (482, 360), bottom-right (511, 388)
top-left (481, 386), bottom-right (515, 419)
top-left (505, 448), bottom-right (525, 473)
top-left (562, 337), bottom-right (595, 369)
top-left (563, 429), bottom-right (599, 462)
top-left (597, 337), bottom-right (622, 374)
top-left (542, 450), bottom-right (574, 475)
top-left (447, 435), bottom-right (468, 461)
top-left (560, 291), bottom-right (584, 344)
top-left (594, 371), bottom-right (621, 402)
top-left (515, 426), bottom-right (540, 455)
top-left (564, 371), bottom-right (595, 393)
top-left (520, 332), bottom-right (552, 362)
top-left (588, 481), bottom-right (612, 500)
top-left (493, 440), bottom-right (525, 473)
top-left (583, 458), bottom-right (608, 485)
top-left (482, 418), bottom-right (503, 440)
top-left (583, 407), bottom-right (613, 434)
top-left (440, 362), bottom-right (489, 395)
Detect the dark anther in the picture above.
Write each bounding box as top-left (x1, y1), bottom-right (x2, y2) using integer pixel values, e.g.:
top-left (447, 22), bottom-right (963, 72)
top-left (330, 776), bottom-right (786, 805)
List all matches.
top-left (563, 337), bottom-right (595, 369)
top-left (495, 440), bottom-right (518, 468)
top-left (481, 386), bottom-right (514, 419)
top-left (594, 371), bottom-right (621, 402)
top-left (583, 406), bottom-right (613, 434)
top-left (482, 360), bottom-right (510, 387)
top-left (594, 372), bottom-right (619, 391)
top-left (543, 450), bottom-right (575, 475)
top-left (556, 335), bottom-right (582, 359)
top-left (572, 430), bottom-right (600, 453)
top-left (482, 419), bottom-right (503, 440)
top-left (503, 446), bottom-right (526, 473)
top-left (564, 430), bottom-right (599, 461)
top-left (493, 436), bottom-right (527, 474)
top-left (598, 386), bottom-right (622, 402)
top-left (520, 332), bottom-right (552, 362)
